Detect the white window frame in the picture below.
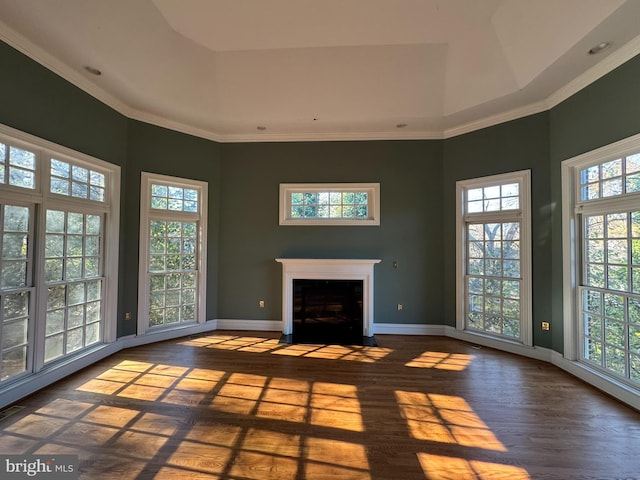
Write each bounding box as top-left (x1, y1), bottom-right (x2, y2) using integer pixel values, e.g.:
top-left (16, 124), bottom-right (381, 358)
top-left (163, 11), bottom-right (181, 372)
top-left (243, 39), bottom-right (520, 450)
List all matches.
top-left (279, 183), bottom-right (380, 226)
top-left (0, 122), bottom-right (120, 379)
top-left (456, 170), bottom-right (533, 346)
top-left (138, 172), bottom-right (208, 335)
top-left (562, 132), bottom-right (640, 369)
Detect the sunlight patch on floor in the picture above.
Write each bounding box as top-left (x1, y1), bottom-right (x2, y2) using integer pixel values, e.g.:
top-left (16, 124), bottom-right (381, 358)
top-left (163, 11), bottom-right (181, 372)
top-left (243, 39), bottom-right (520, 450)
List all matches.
top-left (179, 334), bottom-right (393, 362)
top-left (405, 351), bottom-right (475, 371)
top-left (396, 390), bottom-right (507, 452)
top-left (418, 453), bottom-right (530, 479)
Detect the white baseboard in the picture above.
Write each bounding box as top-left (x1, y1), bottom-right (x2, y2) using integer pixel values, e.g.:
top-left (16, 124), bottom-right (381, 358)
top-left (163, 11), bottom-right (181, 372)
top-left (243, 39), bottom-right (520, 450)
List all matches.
top-left (550, 351), bottom-right (640, 411)
top-left (121, 320), bottom-right (219, 349)
top-left (216, 319), bottom-right (282, 331)
top-left (444, 326), bottom-right (554, 362)
top-left (374, 323), bottom-right (447, 336)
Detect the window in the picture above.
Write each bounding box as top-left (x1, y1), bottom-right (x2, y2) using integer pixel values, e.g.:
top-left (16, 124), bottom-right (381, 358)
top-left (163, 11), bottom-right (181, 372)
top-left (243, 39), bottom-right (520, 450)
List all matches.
top-left (50, 158), bottom-right (106, 202)
top-left (563, 136), bottom-right (640, 388)
top-left (279, 183), bottom-right (380, 226)
top-left (0, 142), bottom-right (37, 190)
top-left (43, 210), bottom-right (104, 362)
top-left (0, 124), bottom-right (119, 385)
top-left (0, 203), bottom-right (33, 380)
top-left (456, 171), bottom-right (532, 345)
top-left (139, 173), bottom-right (207, 334)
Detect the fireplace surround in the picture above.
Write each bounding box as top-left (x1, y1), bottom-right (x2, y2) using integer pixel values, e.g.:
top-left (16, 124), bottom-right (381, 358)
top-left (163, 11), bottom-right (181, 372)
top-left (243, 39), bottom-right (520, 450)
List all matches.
top-left (276, 258), bottom-right (381, 343)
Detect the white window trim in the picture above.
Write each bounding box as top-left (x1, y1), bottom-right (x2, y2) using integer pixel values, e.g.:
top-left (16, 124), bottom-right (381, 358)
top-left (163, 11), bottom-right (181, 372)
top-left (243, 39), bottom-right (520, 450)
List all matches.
top-left (0, 122), bottom-right (120, 356)
top-left (455, 169), bottom-right (532, 346)
top-left (138, 172), bottom-right (208, 335)
top-left (562, 131), bottom-right (640, 362)
top-left (279, 183), bottom-right (380, 226)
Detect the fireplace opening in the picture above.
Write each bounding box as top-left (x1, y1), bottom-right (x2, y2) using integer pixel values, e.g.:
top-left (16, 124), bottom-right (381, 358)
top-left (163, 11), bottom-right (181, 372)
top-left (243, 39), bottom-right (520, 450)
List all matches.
top-left (293, 279), bottom-right (363, 345)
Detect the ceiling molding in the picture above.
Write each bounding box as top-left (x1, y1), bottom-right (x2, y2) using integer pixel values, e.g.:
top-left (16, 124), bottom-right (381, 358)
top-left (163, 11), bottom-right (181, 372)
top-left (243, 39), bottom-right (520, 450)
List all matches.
top-left (2, 17), bottom-right (640, 144)
top-left (442, 100), bottom-right (550, 139)
top-left (126, 109), bottom-right (226, 143)
top-left (215, 130), bottom-right (444, 143)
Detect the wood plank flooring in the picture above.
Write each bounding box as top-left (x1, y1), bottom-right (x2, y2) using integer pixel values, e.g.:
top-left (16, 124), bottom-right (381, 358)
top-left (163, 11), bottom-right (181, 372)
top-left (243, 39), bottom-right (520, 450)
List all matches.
top-left (0, 332), bottom-right (639, 479)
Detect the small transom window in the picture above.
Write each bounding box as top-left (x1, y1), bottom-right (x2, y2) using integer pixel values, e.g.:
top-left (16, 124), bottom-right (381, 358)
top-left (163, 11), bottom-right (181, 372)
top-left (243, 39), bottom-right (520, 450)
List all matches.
top-left (151, 184), bottom-right (199, 212)
top-left (50, 158), bottom-right (106, 202)
top-left (0, 141), bottom-right (37, 190)
top-left (279, 183), bottom-right (380, 226)
top-left (466, 183), bottom-right (520, 213)
top-left (579, 153), bottom-right (640, 201)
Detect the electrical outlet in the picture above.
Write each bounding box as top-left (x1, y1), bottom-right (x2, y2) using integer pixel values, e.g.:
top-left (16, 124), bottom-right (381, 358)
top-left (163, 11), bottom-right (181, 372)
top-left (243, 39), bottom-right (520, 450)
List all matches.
top-left (259, 300), bottom-right (265, 308)
top-left (542, 321), bottom-right (550, 331)
top-left (397, 304), bottom-right (403, 311)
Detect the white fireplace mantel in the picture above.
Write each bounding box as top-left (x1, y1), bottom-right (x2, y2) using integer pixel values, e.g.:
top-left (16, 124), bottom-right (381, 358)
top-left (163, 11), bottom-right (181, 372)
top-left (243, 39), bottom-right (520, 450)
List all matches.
top-left (275, 258), bottom-right (381, 337)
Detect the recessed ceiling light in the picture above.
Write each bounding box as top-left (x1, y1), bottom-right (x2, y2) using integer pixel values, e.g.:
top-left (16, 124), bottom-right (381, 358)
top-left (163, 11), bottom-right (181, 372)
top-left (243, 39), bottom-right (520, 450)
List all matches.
top-left (84, 65), bottom-right (102, 76)
top-left (396, 123), bottom-right (408, 128)
top-left (256, 126), bottom-right (267, 131)
top-left (588, 42), bottom-right (611, 55)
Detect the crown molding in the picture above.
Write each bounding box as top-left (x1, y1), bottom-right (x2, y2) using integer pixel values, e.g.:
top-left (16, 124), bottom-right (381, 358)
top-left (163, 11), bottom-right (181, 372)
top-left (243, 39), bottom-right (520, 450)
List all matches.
top-left (126, 109), bottom-right (226, 142)
top-left (215, 129), bottom-right (444, 143)
top-left (442, 100), bottom-right (550, 139)
top-left (2, 17), bottom-right (640, 143)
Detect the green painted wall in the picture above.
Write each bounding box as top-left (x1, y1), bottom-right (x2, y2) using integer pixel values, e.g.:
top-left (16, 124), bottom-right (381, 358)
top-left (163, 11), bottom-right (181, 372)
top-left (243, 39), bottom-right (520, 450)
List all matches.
top-left (218, 141), bottom-right (444, 325)
top-left (442, 113), bottom-right (552, 347)
top-left (0, 42), bottom-right (127, 165)
top-left (123, 121), bottom-right (222, 336)
top-left (548, 53), bottom-right (640, 352)
top-left (0, 41), bottom-right (131, 336)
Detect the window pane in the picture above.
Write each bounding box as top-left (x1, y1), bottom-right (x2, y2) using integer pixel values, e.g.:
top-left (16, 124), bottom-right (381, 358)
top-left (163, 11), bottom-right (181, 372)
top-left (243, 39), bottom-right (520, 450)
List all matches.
top-left (602, 159), bottom-right (622, 179)
top-left (51, 159), bottom-right (69, 178)
top-left (627, 154), bottom-right (640, 173)
top-left (90, 186), bottom-right (105, 202)
top-left (1, 346), bottom-right (27, 380)
top-left (51, 177), bottom-right (69, 195)
top-left (9, 147), bottom-right (35, 169)
top-left (90, 171), bottom-right (105, 187)
top-left (9, 169), bottom-right (35, 189)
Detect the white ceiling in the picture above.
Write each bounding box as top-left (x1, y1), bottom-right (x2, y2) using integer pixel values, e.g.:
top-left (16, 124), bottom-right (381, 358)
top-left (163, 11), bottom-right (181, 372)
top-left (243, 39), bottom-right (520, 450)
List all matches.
top-left (1, 0), bottom-right (640, 142)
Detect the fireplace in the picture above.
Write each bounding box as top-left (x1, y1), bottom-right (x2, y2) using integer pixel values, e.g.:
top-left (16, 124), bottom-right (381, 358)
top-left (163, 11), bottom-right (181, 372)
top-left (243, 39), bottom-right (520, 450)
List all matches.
top-left (293, 279), bottom-right (363, 344)
top-left (276, 258), bottom-right (381, 344)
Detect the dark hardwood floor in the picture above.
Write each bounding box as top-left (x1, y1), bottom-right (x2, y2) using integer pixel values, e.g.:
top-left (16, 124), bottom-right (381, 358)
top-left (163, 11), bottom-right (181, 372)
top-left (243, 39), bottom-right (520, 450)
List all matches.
top-left (0, 331), bottom-right (639, 479)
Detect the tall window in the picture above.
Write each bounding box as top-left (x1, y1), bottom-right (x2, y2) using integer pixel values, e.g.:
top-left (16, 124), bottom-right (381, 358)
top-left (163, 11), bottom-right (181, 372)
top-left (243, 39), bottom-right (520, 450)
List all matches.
top-left (0, 124), bottom-right (119, 385)
top-left (43, 210), bottom-right (104, 362)
top-left (456, 171), bottom-right (532, 345)
top-left (0, 203), bottom-right (33, 380)
top-left (564, 142), bottom-right (640, 387)
top-left (138, 173), bottom-right (207, 334)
